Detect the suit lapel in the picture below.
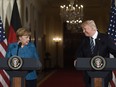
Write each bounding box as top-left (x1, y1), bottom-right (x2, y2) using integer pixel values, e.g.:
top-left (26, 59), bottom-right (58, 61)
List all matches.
top-left (94, 32), bottom-right (101, 55)
top-left (85, 37), bottom-right (93, 55)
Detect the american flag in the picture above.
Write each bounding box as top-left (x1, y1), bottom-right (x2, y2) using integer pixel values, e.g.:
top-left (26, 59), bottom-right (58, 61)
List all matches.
top-left (108, 0), bottom-right (116, 86)
top-left (108, 0), bottom-right (116, 44)
top-left (0, 17), bottom-right (10, 87)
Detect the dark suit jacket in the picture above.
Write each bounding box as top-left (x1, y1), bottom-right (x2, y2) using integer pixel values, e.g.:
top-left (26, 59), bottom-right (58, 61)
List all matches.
top-left (76, 32), bottom-right (116, 58)
top-left (76, 32), bottom-right (116, 86)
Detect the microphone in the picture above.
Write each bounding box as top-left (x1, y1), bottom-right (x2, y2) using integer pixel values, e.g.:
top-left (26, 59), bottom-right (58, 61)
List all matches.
top-left (17, 42), bottom-right (22, 55)
top-left (18, 42), bottom-right (22, 48)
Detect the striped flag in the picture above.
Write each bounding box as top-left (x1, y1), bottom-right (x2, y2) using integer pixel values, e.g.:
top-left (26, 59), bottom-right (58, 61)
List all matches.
top-left (108, 0), bottom-right (116, 86)
top-left (0, 17), bottom-right (10, 87)
top-left (8, 0), bottom-right (22, 44)
top-left (7, 0), bottom-right (22, 85)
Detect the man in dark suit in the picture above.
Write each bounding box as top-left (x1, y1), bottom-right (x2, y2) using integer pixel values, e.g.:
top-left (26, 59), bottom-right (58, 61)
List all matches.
top-left (74, 20), bottom-right (116, 87)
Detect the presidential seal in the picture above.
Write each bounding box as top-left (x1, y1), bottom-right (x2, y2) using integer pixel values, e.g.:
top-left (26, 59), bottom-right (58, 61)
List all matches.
top-left (8, 56), bottom-right (23, 70)
top-left (91, 56), bottom-right (106, 70)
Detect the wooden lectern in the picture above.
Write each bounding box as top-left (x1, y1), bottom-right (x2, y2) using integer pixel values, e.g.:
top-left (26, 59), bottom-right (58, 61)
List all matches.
top-left (0, 58), bottom-right (42, 87)
top-left (74, 58), bottom-right (115, 87)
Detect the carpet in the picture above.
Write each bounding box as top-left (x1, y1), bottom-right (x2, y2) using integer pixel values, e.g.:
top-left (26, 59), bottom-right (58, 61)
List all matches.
top-left (38, 68), bottom-right (85, 87)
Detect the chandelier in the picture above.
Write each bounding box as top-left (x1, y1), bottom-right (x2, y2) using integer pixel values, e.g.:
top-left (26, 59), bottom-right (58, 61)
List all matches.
top-left (60, 0), bottom-right (83, 32)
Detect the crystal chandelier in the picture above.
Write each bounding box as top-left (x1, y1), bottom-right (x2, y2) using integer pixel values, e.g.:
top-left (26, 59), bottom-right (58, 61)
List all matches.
top-left (60, 0), bottom-right (83, 32)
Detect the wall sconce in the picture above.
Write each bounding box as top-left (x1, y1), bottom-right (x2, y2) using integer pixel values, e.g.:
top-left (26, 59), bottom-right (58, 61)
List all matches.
top-left (53, 37), bottom-right (62, 69)
top-left (53, 37), bottom-right (62, 43)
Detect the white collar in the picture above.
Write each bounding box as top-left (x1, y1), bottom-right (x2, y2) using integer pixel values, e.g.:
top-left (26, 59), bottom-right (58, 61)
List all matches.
top-left (92, 31), bottom-right (98, 39)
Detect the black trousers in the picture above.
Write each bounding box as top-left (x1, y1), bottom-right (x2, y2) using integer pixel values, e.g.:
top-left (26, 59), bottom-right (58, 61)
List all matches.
top-left (26, 79), bottom-right (37, 87)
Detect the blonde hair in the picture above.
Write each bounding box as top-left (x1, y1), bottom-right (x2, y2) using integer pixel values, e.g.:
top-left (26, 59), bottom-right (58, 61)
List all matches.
top-left (16, 28), bottom-right (31, 39)
top-left (81, 20), bottom-right (97, 30)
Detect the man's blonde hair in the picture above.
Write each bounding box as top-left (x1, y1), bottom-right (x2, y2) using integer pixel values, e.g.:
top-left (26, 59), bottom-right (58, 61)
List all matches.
top-left (81, 20), bottom-right (97, 30)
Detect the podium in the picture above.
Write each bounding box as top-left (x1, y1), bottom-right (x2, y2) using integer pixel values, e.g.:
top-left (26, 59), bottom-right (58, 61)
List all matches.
top-left (0, 58), bottom-right (42, 87)
top-left (74, 58), bottom-right (115, 87)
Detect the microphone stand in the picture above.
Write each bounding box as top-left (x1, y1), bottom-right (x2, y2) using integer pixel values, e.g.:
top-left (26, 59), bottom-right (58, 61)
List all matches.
top-left (11, 42), bottom-right (25, 87)
top-left (17, 42), bottom-right (22, 56)
top-left (17, 42), bottom-right (25, 87)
